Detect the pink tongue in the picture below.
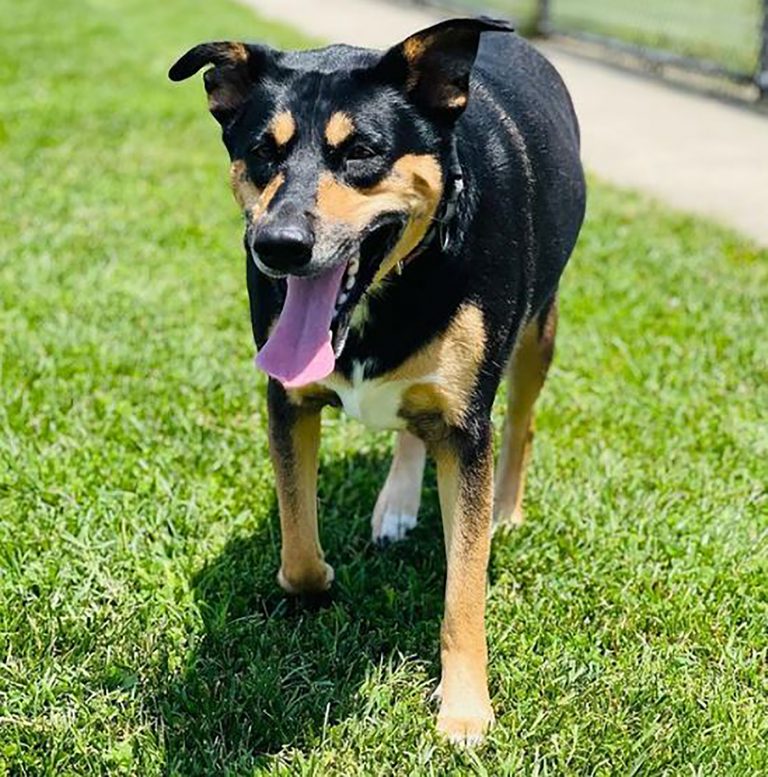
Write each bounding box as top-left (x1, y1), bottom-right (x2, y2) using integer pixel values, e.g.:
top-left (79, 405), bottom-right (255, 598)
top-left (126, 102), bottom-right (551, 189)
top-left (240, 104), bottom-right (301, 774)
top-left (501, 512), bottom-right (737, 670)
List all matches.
top-left (255, 263), bottom-right (346, 388)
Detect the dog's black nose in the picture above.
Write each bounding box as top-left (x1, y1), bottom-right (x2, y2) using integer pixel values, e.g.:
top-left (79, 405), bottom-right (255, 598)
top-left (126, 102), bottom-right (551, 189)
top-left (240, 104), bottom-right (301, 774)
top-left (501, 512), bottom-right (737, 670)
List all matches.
top-left (251, 221), bottom-right (314, 273)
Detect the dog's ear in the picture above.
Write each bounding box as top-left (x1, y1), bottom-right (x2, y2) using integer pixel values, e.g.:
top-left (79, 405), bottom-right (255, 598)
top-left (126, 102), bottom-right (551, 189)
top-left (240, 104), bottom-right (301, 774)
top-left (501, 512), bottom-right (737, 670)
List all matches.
top-left (168, 41), bottom-right (275, 125)
top-left (376, 17), bottom-right (513, 119)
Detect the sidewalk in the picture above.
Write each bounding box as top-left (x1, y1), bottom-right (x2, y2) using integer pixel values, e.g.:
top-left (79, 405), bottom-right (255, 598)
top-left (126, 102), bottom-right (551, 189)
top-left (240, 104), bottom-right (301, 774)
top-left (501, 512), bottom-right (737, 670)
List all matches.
top-left (243, 0), bottom-right (768, 246)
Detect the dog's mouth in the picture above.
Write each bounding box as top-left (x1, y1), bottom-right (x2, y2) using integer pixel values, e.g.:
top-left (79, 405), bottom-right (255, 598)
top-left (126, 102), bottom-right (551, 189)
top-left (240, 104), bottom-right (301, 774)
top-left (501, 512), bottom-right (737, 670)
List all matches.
top-left (331, 216), bottom-right (404, 353)
top-left (255, 215), bottom-right (406, 388)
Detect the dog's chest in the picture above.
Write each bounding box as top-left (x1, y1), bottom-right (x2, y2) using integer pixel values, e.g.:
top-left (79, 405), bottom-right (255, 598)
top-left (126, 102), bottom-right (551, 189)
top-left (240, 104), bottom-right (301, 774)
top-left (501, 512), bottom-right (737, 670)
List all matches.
top-left (320, 361), bottom-right (437, 430)
top-left (294, 304), bottom-right (486, 434)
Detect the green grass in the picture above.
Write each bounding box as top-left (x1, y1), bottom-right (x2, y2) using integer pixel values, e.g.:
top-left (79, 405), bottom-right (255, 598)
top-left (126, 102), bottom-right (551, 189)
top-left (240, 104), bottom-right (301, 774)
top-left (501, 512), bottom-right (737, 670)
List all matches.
top-left (1, 0), bottom-right (767, 773)
top-left (462, 0), bottom-right (762, 74)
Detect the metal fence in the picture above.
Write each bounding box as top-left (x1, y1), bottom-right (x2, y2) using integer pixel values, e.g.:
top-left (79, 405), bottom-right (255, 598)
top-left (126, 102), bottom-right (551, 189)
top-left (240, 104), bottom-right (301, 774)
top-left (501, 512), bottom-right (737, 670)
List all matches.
top-left (416, 0), bottom-right (768, 100)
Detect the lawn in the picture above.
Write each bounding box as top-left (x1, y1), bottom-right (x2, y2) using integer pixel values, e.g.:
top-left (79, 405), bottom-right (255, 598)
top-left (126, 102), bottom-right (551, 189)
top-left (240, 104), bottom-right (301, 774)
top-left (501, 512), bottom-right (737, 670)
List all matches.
top-left (461, 0), bottom-right (761, 75)
top-left (1, 0), bottom-right (767, 773)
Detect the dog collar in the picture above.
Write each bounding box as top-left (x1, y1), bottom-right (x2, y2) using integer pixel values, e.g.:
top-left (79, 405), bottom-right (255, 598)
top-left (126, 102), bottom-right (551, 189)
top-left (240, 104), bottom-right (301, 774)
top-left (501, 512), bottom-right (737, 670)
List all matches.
top-left (396, 137), bottom-right (464, 274)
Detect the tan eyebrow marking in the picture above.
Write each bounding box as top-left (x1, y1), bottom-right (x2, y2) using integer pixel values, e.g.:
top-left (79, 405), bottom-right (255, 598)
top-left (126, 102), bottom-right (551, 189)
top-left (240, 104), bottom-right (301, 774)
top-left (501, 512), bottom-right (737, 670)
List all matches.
top-left (324, 111), bottom-right (355, 147)
top-left (269, 110), bottom-right (296, 147)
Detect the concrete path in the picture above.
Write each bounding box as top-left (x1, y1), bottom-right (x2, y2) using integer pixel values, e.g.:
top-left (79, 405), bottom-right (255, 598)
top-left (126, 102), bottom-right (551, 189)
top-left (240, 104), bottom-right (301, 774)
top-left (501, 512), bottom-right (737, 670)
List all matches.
top-left (243, 0), bottom-right (768, 245)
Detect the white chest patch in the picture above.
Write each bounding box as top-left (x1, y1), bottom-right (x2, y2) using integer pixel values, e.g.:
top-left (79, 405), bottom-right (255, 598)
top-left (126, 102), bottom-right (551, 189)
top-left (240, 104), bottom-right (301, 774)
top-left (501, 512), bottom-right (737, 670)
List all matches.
top-left (320, 361), bottom-right (437, 431)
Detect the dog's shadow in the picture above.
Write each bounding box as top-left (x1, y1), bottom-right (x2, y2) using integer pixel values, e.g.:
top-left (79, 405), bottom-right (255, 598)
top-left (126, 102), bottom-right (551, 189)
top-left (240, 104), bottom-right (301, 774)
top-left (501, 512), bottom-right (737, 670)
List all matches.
top-left (159, 448), bottom-right (448, 772)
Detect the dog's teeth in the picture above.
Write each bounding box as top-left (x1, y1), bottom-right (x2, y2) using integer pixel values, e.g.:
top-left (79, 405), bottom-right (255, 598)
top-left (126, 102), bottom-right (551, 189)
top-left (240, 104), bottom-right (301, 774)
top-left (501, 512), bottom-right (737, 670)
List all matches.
top-left (345, 274), bottom-right (355, 290)
top-left (338, 292), bottom-right (349, 306)
top-left (349, 258), bottom-right (360, 274)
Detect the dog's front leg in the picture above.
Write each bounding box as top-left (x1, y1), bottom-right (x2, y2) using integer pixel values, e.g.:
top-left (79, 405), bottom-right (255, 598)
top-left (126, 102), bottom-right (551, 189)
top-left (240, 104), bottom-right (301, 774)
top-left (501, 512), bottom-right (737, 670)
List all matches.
top-left (434, 423), bottom-right (494, 744)
top-left (267, 380), bottom-right (333, 595)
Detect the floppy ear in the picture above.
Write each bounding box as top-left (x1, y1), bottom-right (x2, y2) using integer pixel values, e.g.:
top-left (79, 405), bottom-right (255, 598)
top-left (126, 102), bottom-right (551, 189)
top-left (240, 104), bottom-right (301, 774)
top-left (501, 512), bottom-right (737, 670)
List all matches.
top-left (168, 41), bottom-right (274, 125)
top-left (376, 17), bottom-right (513, 119)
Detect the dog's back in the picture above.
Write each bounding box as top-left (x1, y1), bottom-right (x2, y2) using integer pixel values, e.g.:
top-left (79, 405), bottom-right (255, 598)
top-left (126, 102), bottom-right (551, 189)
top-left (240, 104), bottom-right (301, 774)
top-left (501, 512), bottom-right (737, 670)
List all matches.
top-left (459, 34), bottom-right (586, 330)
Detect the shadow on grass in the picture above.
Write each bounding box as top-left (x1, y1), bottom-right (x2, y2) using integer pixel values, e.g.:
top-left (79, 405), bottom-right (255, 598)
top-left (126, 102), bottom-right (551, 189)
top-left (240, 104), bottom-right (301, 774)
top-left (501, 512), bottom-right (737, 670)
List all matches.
top-left (159, 449), bottom-right (447, 773)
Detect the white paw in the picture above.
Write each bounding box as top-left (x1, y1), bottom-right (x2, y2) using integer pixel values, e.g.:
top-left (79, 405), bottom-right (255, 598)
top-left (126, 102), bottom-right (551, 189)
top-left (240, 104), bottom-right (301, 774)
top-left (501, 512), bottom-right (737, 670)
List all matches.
top-left (373, 509), bottom-right (417, 544)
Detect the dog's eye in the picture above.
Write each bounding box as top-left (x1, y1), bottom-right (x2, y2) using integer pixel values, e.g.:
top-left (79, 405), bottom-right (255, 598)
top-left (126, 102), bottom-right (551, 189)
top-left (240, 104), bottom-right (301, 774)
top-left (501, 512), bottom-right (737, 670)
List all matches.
top-left (343, 144), bottom-right (382, 178)
top-left (251, 137), bottom-right (288, 166)
top-left (345, 143), bottom-right (377, 162)
top-left (251, 141), bottom-right (274, 161)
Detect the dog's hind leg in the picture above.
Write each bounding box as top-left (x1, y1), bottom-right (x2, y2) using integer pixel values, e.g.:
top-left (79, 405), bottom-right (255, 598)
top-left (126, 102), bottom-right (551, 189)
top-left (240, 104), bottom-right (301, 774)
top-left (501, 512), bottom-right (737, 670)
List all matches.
top-left (268, 381), bottom-right (334, 595)
top-left (371, 430), bottom-right (426, 544)
top-left (493, 296), bottom-right (557, 528)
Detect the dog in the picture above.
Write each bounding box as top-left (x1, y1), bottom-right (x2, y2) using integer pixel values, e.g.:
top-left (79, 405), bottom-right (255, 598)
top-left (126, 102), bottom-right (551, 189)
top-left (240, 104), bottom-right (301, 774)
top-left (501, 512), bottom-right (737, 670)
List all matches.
top-left (169, 17), bottom-right (585, 744)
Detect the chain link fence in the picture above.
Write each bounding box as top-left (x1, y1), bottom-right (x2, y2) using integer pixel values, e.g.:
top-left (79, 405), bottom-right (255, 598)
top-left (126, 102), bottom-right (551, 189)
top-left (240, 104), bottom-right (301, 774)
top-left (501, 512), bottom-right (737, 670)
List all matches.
top-left (414, 0), bottom-right (768, 100)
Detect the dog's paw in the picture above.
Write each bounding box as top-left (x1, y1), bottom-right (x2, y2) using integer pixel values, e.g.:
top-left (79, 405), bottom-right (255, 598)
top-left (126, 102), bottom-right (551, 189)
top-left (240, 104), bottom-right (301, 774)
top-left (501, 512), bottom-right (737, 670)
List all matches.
top-left (436, 704), bottom-right (494, 747)
top-left (277, 561), bottom-right (334, 595)
top-left (371, 478), bottom-right (420, 544)
top-left (372, 509), bottom-right (417, 545)
top-left (372, 432), bottom-right (425, 545)
top-left (492, 505), bottom-right (525, 534)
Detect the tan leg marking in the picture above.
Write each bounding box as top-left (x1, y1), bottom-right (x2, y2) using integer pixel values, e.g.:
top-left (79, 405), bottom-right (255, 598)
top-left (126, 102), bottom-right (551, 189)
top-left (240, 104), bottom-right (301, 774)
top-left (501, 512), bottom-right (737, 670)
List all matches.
top-left (494, 300), bottom-right (557, 528)
top-left (371, 430), bottom-right (426, 543)
top-left (434, 435), bottom-right (494, 745)
top-left (269, 407), bottom-right (333, 594)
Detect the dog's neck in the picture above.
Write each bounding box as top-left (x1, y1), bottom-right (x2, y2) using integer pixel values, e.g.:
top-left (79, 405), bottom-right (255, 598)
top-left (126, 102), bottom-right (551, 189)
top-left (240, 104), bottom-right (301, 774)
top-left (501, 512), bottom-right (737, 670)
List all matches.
top-left (396, 136), bottom-right (464, 273)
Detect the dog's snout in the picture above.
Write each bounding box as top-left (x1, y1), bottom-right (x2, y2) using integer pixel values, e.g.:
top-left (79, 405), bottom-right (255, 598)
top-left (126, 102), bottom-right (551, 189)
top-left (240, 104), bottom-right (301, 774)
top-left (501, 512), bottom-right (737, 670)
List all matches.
top-left (251, 219), bottom-right (314, 273)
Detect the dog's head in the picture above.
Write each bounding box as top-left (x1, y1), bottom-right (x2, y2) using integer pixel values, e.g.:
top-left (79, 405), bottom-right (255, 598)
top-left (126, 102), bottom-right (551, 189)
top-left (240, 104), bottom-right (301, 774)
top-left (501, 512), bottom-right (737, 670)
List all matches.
top-left (169, 18), bottom-right (512, 387)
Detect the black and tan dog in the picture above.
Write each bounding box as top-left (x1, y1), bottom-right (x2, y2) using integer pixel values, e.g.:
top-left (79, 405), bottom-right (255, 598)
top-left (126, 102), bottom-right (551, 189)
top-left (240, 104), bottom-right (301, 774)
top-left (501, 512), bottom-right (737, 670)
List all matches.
top-left (169, 17), bottom-right (585, 744)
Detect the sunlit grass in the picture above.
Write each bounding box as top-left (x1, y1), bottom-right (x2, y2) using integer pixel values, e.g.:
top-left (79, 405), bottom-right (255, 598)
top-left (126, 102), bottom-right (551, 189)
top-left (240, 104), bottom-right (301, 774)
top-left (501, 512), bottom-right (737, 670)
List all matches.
top-left (1, 0), bottom-right (766, 773)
